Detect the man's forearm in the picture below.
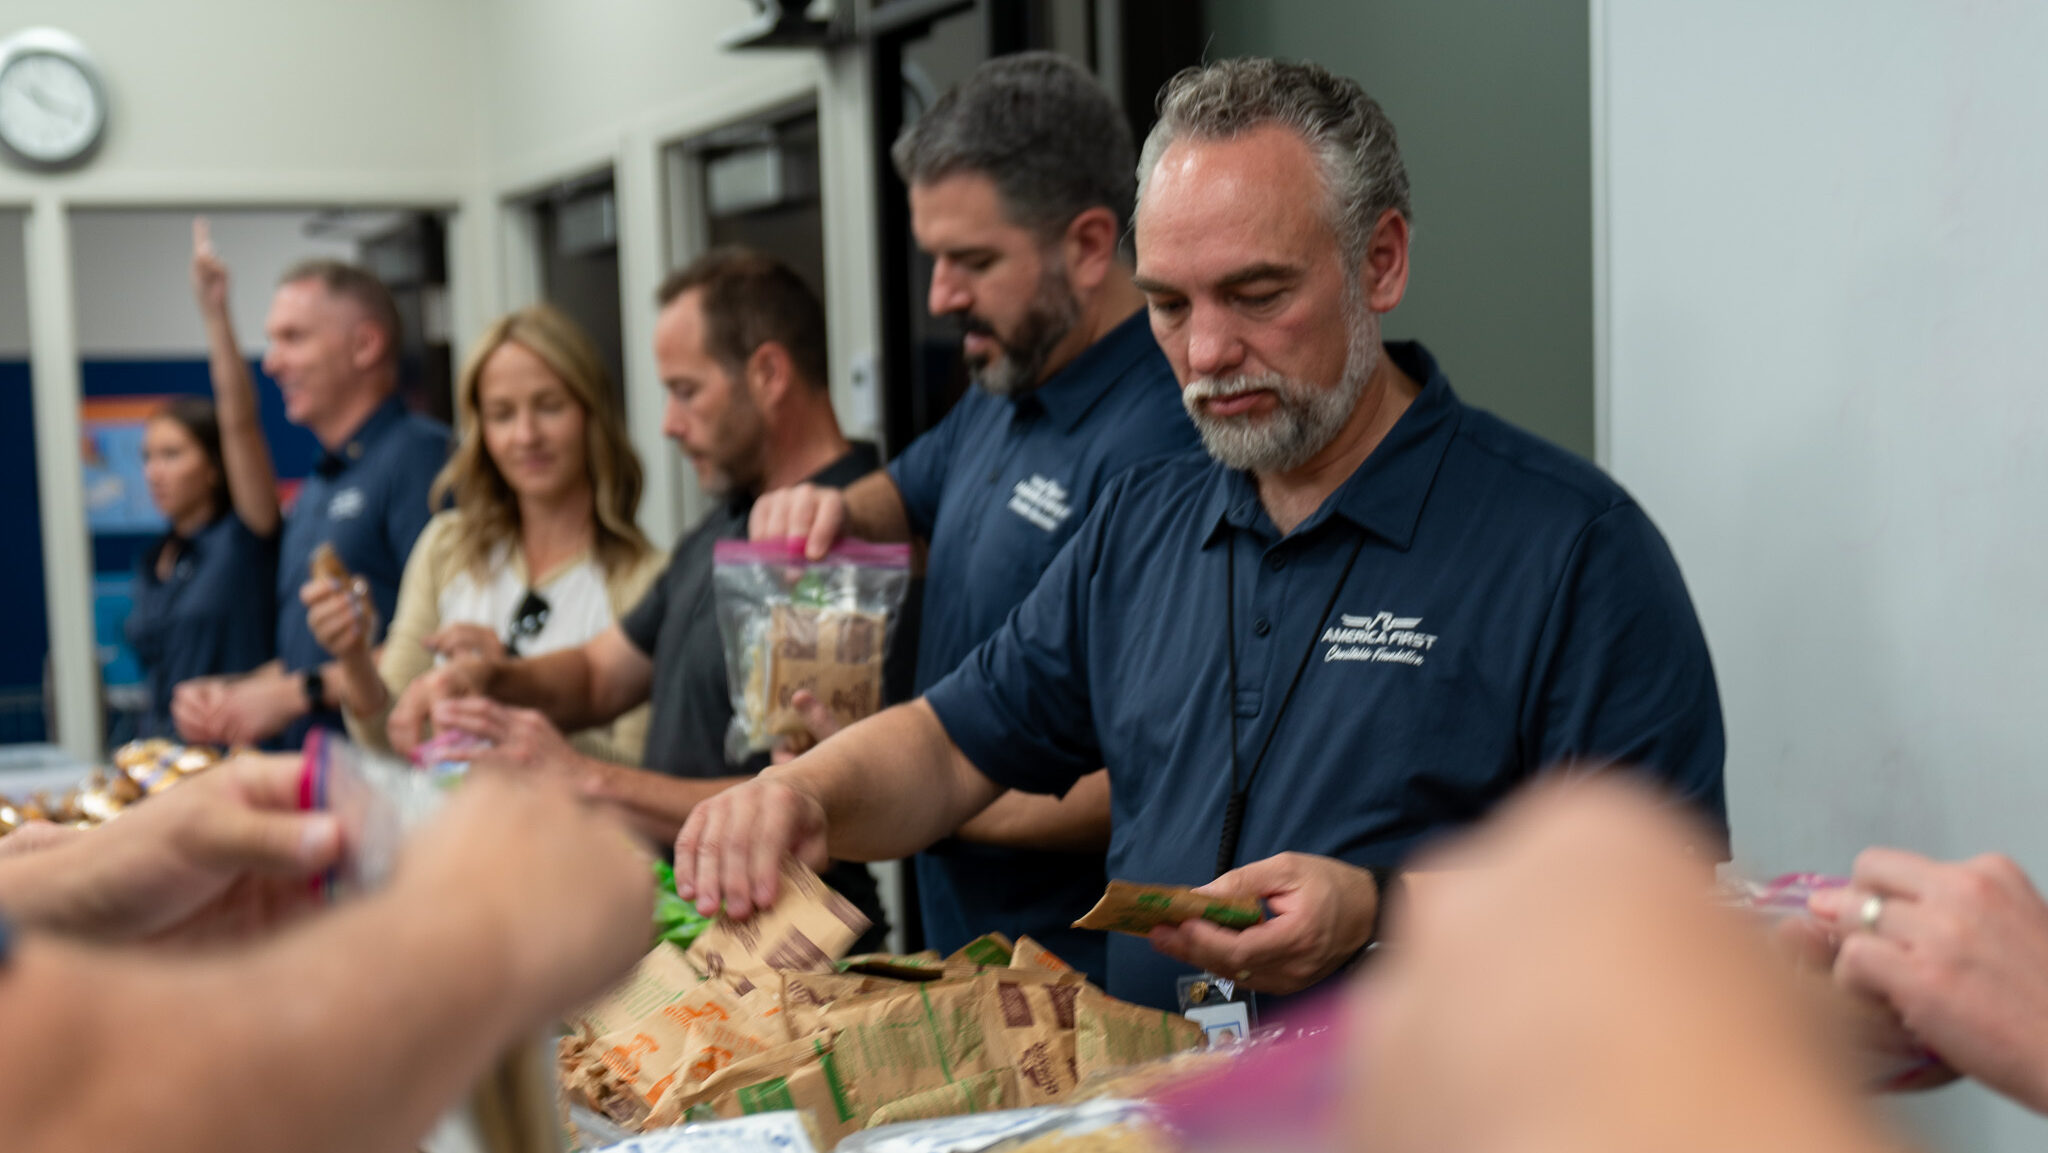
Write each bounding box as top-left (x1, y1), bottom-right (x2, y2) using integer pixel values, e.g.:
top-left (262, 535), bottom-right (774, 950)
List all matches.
top-left (1, 881), bottom-right (521, 1153)
top-left (841, 471), bottom-right (915, 544)
top-left (775, 700), bottom-right (1001, 863)
top-left (486, 650), bottom-right (612, 732)
top-left (585, 762), bottom-right (751, 848)
top-left (955, 770), bottom-right (1111, 852)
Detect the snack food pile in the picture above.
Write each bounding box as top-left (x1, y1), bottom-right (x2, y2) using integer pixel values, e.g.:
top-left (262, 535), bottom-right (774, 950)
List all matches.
top-left (561, 861), bottom-right (1205, 1150)
top-left (0, 738), bottom-right (223, 838)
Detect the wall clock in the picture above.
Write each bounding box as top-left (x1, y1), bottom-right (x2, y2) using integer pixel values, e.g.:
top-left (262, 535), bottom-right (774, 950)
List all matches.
top-left (0, 28), bottom-right (109, 170)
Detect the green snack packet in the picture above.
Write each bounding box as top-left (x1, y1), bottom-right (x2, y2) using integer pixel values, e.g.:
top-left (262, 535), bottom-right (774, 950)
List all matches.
top-left (1071, 880), bottom-right (1265, 936)
top-left (652, 859), bottom-right (711, 949)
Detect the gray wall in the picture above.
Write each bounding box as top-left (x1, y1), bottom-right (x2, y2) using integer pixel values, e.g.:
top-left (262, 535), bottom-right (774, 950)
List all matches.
top-left (1203, 0), bottom-right (1594, 459)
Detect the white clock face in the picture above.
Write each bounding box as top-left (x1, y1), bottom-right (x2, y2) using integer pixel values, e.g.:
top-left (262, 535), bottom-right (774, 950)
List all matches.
top-left (0, 51), bottom-right (103, 164)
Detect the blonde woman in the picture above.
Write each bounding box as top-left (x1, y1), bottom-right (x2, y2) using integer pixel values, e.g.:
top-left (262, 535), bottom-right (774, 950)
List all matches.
top-left (302, 304), bottom-right (662, 762)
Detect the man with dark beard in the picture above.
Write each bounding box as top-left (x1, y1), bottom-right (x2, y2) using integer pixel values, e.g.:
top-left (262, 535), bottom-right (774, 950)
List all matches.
top-left (750, 52), bottom-right (1200, 984)
top-left (384, 247), bottom-right (887, 949)
top-left (685, 58), bottom-right (1724, 1011)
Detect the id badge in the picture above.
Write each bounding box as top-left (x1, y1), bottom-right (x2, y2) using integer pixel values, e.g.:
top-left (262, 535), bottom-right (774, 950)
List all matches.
top-left (1178, 972), bottom-right (1256, 1044)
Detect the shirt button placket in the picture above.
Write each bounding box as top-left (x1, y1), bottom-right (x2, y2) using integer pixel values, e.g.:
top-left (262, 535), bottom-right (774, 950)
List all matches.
top-left (1250, 546), bottom-right (1292, 652)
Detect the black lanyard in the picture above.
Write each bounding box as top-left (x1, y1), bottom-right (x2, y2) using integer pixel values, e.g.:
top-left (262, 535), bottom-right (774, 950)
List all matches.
top-left (1216, 528), bottom-right (1368, 876)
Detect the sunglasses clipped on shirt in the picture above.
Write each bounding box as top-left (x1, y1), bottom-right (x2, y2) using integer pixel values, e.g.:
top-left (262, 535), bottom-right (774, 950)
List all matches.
top-left (505, 589), bottom-right (551, 656)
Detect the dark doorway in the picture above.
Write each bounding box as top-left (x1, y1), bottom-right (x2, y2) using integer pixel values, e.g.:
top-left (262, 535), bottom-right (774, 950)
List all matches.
top-left (863, 0), bottom-right (1204, 455)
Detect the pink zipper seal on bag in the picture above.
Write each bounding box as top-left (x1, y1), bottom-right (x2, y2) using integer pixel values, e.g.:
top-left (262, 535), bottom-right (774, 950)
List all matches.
top-left (712, 536), bottom-right (911, 568)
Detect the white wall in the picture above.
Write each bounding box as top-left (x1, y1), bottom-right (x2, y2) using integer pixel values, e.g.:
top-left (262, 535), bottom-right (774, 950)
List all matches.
top-left (0, 0), bottom-right (486, 758)
top-left (0, 1), bottom-right (887, 778)
top-left (70, 209), bottom-right (353, 356)
top-left (1601, 3), bottom-right (2048, 1149)
top-left (0, 0), bottom-right (484, 201)
top-left (478, 0), bottom-right (883, 539)
top-left (482, 0), bottom-right (806, 182)
top-left (1205, 0), bottom-right (1595, 459)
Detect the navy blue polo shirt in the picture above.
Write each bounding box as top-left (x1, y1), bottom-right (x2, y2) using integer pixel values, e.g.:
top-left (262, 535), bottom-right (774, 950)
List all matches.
top-left (925, 341), bottom-right (1726, 1010)
top-left (276, 396), bottom-right (449, 740)
top-left (888, 309), bottom-right (1201, 983)
top-left (127, 511), bottom-right (278, 738)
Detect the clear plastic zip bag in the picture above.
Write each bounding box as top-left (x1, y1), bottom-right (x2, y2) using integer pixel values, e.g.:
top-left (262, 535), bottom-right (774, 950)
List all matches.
top-left (712, 539), bottom-right (912, 763)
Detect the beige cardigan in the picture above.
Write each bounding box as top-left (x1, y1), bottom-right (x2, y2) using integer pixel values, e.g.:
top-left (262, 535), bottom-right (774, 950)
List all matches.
top-left (344, 510), bottom-right (665, 763)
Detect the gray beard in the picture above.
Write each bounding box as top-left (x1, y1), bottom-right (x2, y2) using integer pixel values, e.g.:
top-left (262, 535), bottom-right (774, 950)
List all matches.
top-left (1182, 309), bottom-right (1379, 474)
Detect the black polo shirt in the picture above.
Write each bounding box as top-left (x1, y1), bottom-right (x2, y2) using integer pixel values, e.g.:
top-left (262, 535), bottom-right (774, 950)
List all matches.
top-left (925, 342), bottom-right (1727, 1009)
top-left (621, 443), bottom-right (886, 944)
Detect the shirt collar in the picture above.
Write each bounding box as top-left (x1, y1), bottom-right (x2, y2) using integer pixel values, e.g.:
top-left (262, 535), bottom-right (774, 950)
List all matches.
top-left (1011, 308), bottom-right (1160, 433)
top-left (149, 509), bottom-right (233, 568)
top-left (313, 395), bottom-right (409, 478)
top-left (728, 441), bottom-right (885, 521)
top-left (1200, 341), bottom-right (1460, 551)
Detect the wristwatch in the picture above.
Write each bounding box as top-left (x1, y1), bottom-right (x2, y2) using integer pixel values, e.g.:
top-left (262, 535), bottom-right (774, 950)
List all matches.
top-left (302, 668), bottom-right (325, 712)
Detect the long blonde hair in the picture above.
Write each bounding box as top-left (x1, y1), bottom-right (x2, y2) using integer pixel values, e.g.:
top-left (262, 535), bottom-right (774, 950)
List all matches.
top-left (430, 304), bottom-right (652, 579)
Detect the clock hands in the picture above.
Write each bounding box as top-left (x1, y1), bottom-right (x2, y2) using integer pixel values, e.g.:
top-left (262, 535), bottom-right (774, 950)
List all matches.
top-left (23, 82), bottom-right (70, 118)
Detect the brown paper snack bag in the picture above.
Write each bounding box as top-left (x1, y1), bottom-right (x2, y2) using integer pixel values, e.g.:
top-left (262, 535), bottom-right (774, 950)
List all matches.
top-left (779, 970), bottom-right (894, 1040)
top-left (760, 604), bottom-right (887, 744)
top-left (837, 951), bottom-right (960, 981)
top-left (945, 931), bottom-right (1016, 969)
top-left (558, 1030), bottom-right (649, 1129)
top-left (644, 1035), bottom-right (815, 1125)
top-left (650, 1034), bottom-right (863, 1148)
top-left (1009, 935), bottom-right (1076, 973)
top-left (819, 975), bottom-right (1003, 1110)
top-left (989, 976), bottom-right (1085, 1106)
top-left (640, 1012), bottom-right (787, 1109)
top-left (571, 951), bottom-right (792, 1120)
top-left (583, 977), bottom-right (767, 1112)
top-left (1072, 990), bottom-right (1206, 1083)
top-left (686, 858), bottom-right (871, 997)
top-left (865, 1067), bottom-right (1021, 1128)
top-left (1072, 881), bottom-right (1264, 936)
top-left (573, 943), bottom-right (704, 1038)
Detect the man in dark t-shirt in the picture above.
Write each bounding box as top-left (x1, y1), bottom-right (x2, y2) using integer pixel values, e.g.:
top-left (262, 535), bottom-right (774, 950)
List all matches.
top-left (386, 248), bottom-right (887, 943)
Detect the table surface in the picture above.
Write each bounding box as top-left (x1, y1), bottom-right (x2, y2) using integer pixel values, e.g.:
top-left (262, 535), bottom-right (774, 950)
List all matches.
top-left (0, 743), bottom-right (96, 800)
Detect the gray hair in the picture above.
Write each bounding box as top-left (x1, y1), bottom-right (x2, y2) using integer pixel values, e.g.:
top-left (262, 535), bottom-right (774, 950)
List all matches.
top-left (892, 51), bottom-right (1136, 242)
top-left (1137, 58), bottom-right (1411, 265)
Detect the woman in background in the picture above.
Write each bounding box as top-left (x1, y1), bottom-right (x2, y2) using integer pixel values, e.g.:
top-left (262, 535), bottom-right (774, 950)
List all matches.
top-left (303, 304), bottom-right (661, 763)
top-left (126, 225), bottom-right (282, 738)
top-left (128, 399), bottom-right (279, 739)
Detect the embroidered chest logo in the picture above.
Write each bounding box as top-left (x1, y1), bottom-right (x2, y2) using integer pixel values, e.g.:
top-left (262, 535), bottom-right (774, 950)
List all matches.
top-left (1321, 611), bottom-right (1439, 667)
top-left (327, 488), bottom-right (366, 520)
top-left (1006, 474), bottom-right (1073, 532)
